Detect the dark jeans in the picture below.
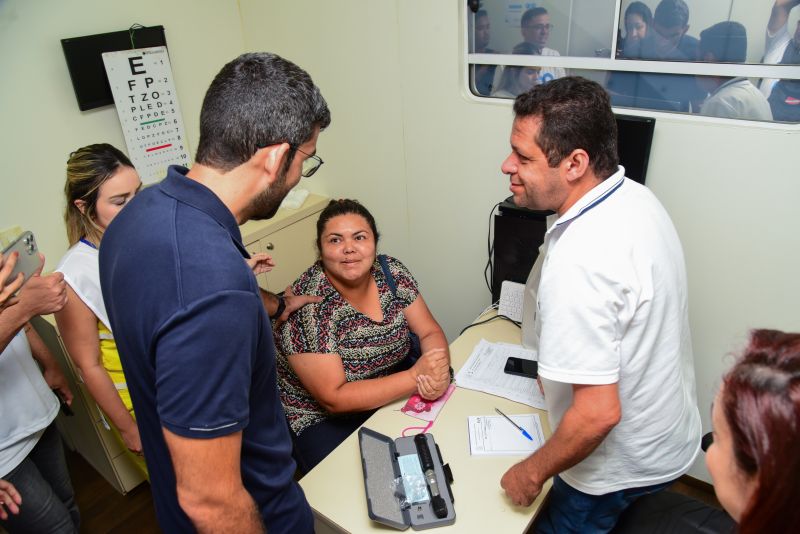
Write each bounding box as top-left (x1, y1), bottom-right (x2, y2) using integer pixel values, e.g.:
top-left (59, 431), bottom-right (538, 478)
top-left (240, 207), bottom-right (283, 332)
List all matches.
top-left (2, 424), bottom-right (80, 534)
top-left (534, 475), bottom-right (674, 534)
top-left (291, 411), bottom-right (375, 475)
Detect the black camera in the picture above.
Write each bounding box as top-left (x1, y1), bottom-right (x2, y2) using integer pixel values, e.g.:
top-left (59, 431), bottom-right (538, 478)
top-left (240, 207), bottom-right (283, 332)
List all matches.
top-left (468, 0), bottom-right (480, 14)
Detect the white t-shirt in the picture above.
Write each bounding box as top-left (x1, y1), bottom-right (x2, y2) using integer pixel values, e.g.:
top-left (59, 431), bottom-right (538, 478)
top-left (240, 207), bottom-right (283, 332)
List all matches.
top-left (760, 22), bottom-right (792, 99)
top-left (57, 240), bottom-right (112, 331)
top-left (702, 78), bottom-right (773, 121)
top-left (522, 168), bottom-right (701, 495)
top-left (0, 331), bottom-right (59, 477)
top-left (538, 47), bottom-right (566, 84)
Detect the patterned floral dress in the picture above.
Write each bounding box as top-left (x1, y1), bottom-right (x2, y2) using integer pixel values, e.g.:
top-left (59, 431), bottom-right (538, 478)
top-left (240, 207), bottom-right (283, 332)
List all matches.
top-left (274, 255), bottom-right (419, 436)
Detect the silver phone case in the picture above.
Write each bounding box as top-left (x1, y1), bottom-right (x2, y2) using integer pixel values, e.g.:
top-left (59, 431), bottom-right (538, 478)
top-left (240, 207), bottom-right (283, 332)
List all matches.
top-left (2, 231), bottom-right (39, 286)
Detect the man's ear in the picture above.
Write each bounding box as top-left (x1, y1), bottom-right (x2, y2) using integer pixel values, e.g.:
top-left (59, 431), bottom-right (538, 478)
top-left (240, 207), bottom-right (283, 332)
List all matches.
top-left (262, 143), bottom-right (291, 180)
top-left (562, 149), bottom-right (590, 183)
top-left (73, 199), bottom-right (87, 215)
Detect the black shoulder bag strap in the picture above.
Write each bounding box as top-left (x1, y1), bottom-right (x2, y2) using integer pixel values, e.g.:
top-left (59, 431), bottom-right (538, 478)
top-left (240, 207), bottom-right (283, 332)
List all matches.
top-left (378, 254), bottom-right (422, 366)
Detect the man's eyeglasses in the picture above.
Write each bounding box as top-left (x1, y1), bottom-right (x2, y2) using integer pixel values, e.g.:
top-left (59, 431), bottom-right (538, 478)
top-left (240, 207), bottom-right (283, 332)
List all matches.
top-left (292, 145), bottom-right (324, 178)
top-left (255, 143), bottom-right (324, 178)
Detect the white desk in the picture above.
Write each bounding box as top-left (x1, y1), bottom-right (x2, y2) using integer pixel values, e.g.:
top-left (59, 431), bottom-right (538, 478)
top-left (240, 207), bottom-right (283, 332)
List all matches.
top-left (299, 311), bottom-right (552, 533)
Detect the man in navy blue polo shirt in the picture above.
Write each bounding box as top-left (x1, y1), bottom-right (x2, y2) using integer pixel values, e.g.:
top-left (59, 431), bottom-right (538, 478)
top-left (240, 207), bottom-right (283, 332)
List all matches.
top-left (99, 53), bottom-right (330, 533)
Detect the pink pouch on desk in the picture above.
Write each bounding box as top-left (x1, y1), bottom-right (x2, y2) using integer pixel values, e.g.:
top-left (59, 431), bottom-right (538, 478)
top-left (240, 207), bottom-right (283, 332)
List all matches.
top-left (400, 384), bottom-right (456, 422)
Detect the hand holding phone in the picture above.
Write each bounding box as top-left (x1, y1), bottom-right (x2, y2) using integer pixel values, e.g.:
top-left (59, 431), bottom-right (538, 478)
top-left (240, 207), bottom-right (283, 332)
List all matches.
top-left (504, 357), bottom-right (538, 379)
top-left (15, 260), bottom-right (67, 317)
top-left (1, 232), bottom-right (40, 289)
top-left (0, 253), bottom-right (25, 309)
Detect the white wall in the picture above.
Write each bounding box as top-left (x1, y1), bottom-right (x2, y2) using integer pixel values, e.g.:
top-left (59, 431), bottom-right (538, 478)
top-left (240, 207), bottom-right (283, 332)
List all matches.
top-left (0, 0), bottom-right (244, 263)
top-left (243, 0), bottom-right (800, 483)
top-left (237, 1), bottom-right (413, 263)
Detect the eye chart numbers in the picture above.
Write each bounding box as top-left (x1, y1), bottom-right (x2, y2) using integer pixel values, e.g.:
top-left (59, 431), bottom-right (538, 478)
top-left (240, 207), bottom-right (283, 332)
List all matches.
top-left (103, 46), bottom-right (190, 184)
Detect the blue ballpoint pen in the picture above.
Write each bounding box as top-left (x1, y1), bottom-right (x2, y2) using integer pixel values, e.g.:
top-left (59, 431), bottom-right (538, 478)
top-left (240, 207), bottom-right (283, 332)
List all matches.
top-left (495, 408), bottom-right (533, 441)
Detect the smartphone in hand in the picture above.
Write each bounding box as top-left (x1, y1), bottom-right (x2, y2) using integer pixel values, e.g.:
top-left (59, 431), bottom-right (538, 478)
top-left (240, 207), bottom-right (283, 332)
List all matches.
top-left (504, 357), bottom-right (538, 379)
top-left (2, 231), bottom-right (39, 288)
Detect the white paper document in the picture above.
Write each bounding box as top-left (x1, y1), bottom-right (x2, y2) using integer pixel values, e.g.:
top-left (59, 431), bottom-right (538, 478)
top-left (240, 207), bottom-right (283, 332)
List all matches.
top-left (455, 339), bottom-right (546, 409)
top-left (468, 414), bottom-right (545, 456)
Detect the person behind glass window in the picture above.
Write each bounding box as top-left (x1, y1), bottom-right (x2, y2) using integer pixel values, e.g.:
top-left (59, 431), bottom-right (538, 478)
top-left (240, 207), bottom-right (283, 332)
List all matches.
top-left (760, 0), bottom-right (800, 99)
top-left (54, 144), bottom-right (148, 477)
top-left (697, 22), bottom-right (772, 121)
top-left (473, 9), bottom-right (498, 96)
top-left (761, 0), bottom-right (800, 121)
top-left (706, 329), bottom-right (800, 532)
top-left (492, 42), bottom-right (543, 98)
top-left (620, 2), bottom-right (653, 59)
top-left (608, 0), bottom-right (705, 112)
top-left (643, 0), bottom-right (698, 61)
top-left (274, 199), bottom-right (451, 473)
top-left (517, 7), bottom-right (565, 83)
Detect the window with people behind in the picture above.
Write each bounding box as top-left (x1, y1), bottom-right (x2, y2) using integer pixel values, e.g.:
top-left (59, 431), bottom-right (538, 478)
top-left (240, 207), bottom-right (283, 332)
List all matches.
top-left (467, 0), bottom-right (800, 123)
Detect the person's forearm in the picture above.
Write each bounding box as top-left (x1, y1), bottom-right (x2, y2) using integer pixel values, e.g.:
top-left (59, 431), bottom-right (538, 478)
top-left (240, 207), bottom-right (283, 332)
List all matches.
top-left (24, 323), bottom-right (59, 370)
top-left (81, 364), bottom-right (138, 433)
top-left (418, 329), bottom-right (449, 359)
top-left (258, 288), bottom-right (279, 317)
top-left (0, 301), bottom-right (34, 351)
top-left (519, 402), bottom-right (616, 486)
top-left (769, 0), bottom-right (797, 34)
top-left (166, 428), bottom-right (263, 532)
top-left (181, 486), bottom-right (265, 534)
top-left (321, 370), bottom-right (417, 414)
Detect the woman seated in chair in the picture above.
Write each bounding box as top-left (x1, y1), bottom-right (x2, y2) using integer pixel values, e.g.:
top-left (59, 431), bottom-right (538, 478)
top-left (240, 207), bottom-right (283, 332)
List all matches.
top-left (705, 329), bottom-right (800, 532)
top-left (274, 199), bottom-right (451, 473)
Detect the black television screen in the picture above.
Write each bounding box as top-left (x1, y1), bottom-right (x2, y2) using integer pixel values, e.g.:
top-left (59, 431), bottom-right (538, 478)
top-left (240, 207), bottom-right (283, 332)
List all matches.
top-left (615, 114), bottom-right (656, 185)
top-left (61, 26), bottom-right (167, 111)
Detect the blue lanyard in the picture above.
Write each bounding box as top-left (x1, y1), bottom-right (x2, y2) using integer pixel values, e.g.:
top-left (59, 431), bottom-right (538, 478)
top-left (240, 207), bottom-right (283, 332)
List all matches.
top-left (80, 238), bottom-right (98, 250)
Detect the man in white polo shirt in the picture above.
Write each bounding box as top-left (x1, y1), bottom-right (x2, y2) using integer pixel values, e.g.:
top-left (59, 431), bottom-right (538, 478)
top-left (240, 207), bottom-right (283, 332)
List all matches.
top-left (498, 76), bottom-right (701, 533)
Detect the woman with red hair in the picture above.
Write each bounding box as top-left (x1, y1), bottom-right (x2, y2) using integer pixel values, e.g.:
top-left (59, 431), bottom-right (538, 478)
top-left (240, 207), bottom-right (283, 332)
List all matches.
top-left (706, 329), bottom-right (800, 532)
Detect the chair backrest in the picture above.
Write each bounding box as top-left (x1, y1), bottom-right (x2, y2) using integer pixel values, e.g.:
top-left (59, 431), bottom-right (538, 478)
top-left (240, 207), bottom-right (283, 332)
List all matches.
top-left (610, 490), bottom-right (736, 534)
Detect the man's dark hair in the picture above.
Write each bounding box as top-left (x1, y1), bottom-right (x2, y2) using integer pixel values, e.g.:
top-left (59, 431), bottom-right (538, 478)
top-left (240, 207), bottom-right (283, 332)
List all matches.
top-left (625, 1), bottom-right (653, 27)
top-left (654, 0), bottom-right (690, 28)
top-left (316, 199), bottom-right (380, 254)
top-left (513, 76), bottom-right (619, 179)
top-left (700, 21), bottom-right (747, 63)
top-left (195, 52), bottom-right (331, 172)
top-left (521, 7), bottom-right (548, 27)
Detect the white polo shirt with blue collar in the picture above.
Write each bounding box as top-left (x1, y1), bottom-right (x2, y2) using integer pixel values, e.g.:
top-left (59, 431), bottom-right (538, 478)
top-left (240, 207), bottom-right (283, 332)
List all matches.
top-left (522, 166), bottom-right (701, 495)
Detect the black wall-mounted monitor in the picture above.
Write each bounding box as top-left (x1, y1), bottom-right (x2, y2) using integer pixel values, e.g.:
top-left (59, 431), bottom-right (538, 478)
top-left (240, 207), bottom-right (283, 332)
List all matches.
top-left (61, 26), bottom-right (167, 111)
top-left (615, 114), bottom-right (656, 185)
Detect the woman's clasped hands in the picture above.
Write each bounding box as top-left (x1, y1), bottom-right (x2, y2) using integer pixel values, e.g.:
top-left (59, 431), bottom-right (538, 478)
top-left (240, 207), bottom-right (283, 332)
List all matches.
top-left (411, 348), bottom-right (451, 400)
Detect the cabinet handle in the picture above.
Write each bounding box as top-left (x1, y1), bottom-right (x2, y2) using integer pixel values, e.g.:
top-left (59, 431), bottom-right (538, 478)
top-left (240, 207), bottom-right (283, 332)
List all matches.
top-left (265, 242), bottom-right (275, 250)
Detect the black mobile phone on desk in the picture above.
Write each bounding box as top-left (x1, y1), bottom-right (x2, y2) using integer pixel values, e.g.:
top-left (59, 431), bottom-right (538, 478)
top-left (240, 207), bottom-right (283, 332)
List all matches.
top-left (504, 357), bottom-right (538, 379)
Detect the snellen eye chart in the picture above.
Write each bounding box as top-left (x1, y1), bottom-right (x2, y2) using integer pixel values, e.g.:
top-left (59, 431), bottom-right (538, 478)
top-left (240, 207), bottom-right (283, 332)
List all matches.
top-left (103, 46), bottom-right (190, 184)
